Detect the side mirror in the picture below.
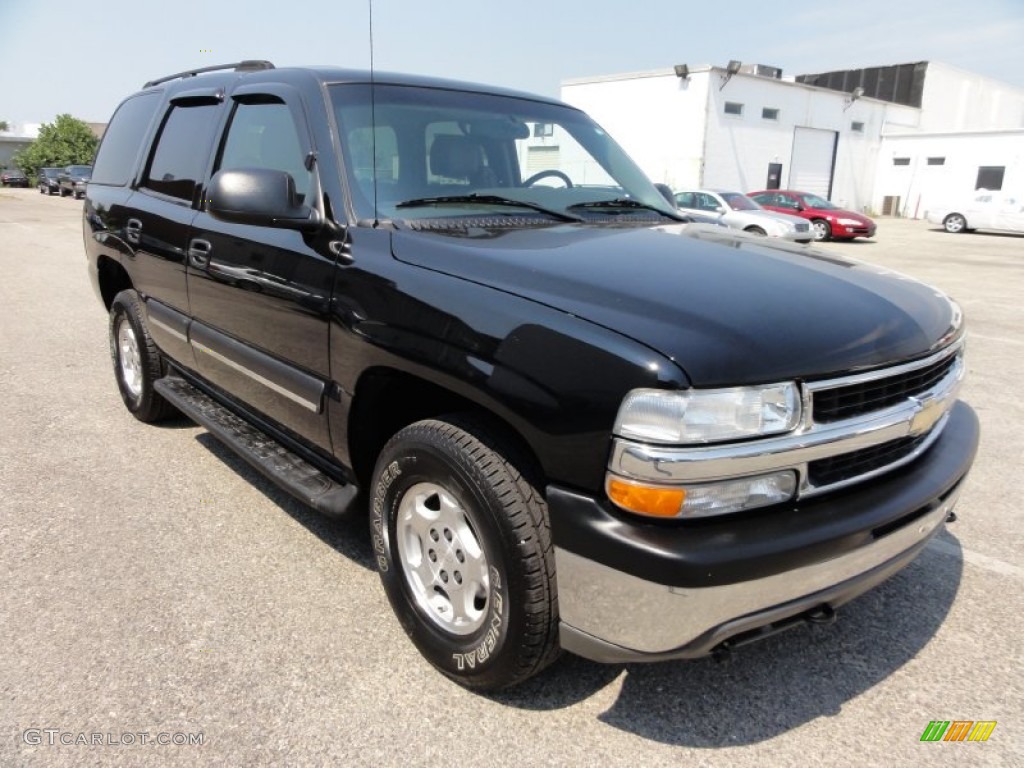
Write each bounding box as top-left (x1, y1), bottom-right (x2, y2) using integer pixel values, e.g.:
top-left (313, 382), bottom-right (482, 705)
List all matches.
top-left (714, 205), bottom-right (726, 214)
top-left (207, 168), bottom-right (321, 231)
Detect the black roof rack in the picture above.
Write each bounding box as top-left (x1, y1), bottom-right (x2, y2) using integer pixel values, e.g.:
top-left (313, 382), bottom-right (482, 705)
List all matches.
top-left (143, 60), bottom-right (275, 89)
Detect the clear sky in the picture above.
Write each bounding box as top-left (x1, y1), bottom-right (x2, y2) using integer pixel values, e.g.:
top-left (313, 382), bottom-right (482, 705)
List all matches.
top-left (2, 0), bottom-right (1023, 125)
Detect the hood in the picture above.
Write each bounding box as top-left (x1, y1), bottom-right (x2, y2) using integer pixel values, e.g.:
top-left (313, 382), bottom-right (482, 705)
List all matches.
top-left (749, 209), bottom-right (807, 226)
top-left (391, 222), bottom-right (959, 387)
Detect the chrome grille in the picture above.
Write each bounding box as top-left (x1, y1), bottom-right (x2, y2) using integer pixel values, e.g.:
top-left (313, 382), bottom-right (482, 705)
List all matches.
top-left (811, 347), bottom-right (960, 424)
top-left (808, 434), bottom-right (928, 487)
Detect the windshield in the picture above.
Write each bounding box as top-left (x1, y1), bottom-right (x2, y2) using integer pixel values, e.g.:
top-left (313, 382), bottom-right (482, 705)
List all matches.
top-left (801, 193), bottom-right (837, 209)
top-left (67, 166), bottom-right (92, 177)
top-left (719, 192), bottom-right (760, 211)
top-left (329, 83), bottom-right (677, 223)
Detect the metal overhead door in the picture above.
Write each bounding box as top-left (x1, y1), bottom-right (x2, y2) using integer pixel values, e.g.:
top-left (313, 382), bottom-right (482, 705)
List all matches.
top-left (789, 127), bottom-right (837, 198)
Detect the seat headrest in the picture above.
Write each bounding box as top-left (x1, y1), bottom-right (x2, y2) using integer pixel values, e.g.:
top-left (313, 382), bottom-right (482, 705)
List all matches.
top-left (429, 134), bottom-right (481, 180)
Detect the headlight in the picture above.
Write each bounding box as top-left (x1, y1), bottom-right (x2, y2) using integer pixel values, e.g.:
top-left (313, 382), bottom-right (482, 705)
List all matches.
top-left (837, 218), bottom-right (862, 226)
top-left (613, 383), bottom-right (801, 445)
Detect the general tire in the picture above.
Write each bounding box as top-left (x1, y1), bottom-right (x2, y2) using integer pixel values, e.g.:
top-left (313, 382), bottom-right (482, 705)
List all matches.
top-left (109, 290), bottom-right (177, 423)
top-left (812, 219), bottom-right (832, 241)
top-left (943, 213), bottom-right (967, 234)
top-left (370, 418), bottom-right (559, 690)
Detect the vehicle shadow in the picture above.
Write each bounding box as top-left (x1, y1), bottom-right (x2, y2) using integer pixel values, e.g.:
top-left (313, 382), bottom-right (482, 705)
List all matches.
top-left (184, 424), bottom-right (963, 742)
top-left (193, 432), bottom-right (376, 572)
top-left (927, 227), bottom-right (1023, 238)
top-left (152, 413), bottom-right (212, 430)
top-left (494, 535), bottom-right (962, 747)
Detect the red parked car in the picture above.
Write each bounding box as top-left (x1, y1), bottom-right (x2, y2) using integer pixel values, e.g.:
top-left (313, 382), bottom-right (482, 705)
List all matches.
top-left (748, 190), bottom-right (876, 242)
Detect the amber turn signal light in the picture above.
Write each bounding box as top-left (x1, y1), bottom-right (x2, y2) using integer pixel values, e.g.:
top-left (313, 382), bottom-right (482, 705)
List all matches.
top-left (606, 476), bottom-right (687, 518)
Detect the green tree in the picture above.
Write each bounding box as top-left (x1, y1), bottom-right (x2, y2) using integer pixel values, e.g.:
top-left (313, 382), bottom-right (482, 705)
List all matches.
top-left (0, 120), bottom-right (9, 133)
top-left (12, 114), bottom-right (98, 177)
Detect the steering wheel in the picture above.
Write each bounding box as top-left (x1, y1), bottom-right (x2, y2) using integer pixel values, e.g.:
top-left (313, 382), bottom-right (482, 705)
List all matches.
top-left (522, 170), bottom-right (573, 188)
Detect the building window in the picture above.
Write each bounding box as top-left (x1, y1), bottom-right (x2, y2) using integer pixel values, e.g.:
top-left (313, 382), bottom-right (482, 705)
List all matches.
top-left (893, 157), bottom-right (911, 166)
top-left (927, 157), bottom-right (946, 166)
top-left (975, 165), bottom-right (1005, 190)
top-left (532, 122), bottom-right (554, 138)
top-left (761, 107), bottom-right (779, 120)
top-left (724, 102), bottom-right (743, 116)
top-left (851, 121), bottom-right (865, 133)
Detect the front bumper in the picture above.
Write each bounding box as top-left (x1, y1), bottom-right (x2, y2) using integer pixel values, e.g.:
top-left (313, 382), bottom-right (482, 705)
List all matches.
top-left (835, 222), bottom-right (877, 238)
top-left (549, 400), bottom-right (978, 662)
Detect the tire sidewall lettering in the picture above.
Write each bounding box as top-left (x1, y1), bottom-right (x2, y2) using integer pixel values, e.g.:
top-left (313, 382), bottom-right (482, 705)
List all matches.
top-left (374, 445), bottom-right (515, 681)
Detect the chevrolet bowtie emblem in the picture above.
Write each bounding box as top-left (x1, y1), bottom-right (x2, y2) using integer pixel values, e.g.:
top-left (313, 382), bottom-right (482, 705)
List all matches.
top-left (909, 396), bottom-right (945, 436)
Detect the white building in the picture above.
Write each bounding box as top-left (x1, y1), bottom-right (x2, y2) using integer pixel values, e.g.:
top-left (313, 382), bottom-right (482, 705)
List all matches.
top-left (560, 61), bottom-right (1024, 217)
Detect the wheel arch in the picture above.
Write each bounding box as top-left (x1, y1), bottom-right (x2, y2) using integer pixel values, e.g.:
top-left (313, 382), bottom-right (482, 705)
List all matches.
top-left (346, 367), bottom-right (544, 493)
top-left (96, 256), bottom-right (134, 310)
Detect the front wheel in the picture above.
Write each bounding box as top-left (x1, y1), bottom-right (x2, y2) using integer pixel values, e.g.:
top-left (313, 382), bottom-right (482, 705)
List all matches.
top-left (744, 226), bottom-right (767, 236)
top-left (811, 219), bottom-right (832, 241)
top-left (109, 290), bottom-right (177, 422)
top-left (371, 418), bottom-right (559, 690)
top-left (943, 213), bottom-right (967, 233)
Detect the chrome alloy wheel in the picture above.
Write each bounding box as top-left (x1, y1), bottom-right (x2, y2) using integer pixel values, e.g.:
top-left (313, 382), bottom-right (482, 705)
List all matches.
top-left (396, 482), bottom-right (490, 635)
top-left (117, 320), bottom-right (143, 399)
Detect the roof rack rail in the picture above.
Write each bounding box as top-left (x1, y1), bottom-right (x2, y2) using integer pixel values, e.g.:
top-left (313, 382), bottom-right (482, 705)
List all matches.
top-left (143, 60), bottom-right (275, 89)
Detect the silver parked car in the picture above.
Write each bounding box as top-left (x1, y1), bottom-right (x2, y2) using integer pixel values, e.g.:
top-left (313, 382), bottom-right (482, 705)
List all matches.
top-left (675, 189), bottom-right (812, 243)
top-left (926, 190), bottom-right (1024, 235)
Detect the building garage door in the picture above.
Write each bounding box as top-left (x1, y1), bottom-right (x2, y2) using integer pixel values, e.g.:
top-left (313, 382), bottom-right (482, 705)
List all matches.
top-left (526, 145), bottom-right (561, 175)
top-left (789, 127), bottom-right (837, 198)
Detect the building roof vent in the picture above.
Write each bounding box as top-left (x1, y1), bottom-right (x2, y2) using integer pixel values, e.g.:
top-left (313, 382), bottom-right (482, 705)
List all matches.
top-left (740, 64), bottom-right (783, 79)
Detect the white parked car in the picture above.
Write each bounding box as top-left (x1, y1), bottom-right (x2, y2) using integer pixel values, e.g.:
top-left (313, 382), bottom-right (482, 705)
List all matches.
top-left (926, 191), bottom-right (1024, 235)
top-left (674, 189), bottom-right (813, 243)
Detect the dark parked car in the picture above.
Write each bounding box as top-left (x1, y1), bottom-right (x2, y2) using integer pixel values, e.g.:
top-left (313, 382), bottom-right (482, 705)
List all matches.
top-left (59, 165), bottom-right (92, 198)
top-left (1, 168), bottom-right (29, 187)
top-left (748, 189), bottom-right (877, 241)
top-left (84, 61), bottom-right (977, 690)
top-left (38, 167), bottom-right (62, 195)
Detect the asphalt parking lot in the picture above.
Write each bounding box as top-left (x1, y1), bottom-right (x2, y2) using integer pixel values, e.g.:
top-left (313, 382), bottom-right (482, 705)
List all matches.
top-left (1, 188), bottom-right (1021, 767)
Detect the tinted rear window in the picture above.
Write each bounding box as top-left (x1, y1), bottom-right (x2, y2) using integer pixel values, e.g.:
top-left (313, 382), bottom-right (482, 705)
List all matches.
top-left (91, 92), bottom-right (161, 186)
top-left (142, 103), bottom-right (221, 201)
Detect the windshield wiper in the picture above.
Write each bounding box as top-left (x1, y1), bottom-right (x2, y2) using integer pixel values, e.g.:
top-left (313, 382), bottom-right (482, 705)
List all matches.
top-left (568, 198), bottom-right (682, 219)
top-left (396, 194), bottom-right (583, 222)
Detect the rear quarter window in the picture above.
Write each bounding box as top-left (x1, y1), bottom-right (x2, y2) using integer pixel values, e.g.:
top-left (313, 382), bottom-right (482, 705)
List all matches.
top-left (91, 92), bottom-right (161, 186)
top-left (141, 103), bottom-right (222, 201)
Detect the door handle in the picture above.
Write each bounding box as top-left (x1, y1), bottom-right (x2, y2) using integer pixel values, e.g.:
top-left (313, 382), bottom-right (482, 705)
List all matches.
top-left (188, 238), bottom-right (213, 268)
top-left (125, 218), bottom-right (142, 245)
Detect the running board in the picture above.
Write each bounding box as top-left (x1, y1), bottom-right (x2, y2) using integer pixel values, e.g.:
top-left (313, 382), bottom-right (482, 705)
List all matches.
top-left (154, 376), bottom-right (358, 518)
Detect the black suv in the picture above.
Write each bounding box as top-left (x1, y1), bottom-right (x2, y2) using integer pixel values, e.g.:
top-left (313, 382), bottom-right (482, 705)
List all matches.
top-left (84, 61), bottom-right (978, 690)
top-left (59, 164), bottom-right (92, 198)
top-left (38, 167), bottom-right (62, 195)
top-left (1, 168), bottom-right (29, 187)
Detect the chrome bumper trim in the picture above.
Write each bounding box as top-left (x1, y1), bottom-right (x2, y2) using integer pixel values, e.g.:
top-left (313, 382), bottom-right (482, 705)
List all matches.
top-left (609, 346), bottom-right (964, 497)
top-left (555, 487), bottom-right (958, 656)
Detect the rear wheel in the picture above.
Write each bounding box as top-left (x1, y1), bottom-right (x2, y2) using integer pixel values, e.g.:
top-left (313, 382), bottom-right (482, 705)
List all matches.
top-left (811, 219), bottom-right (832, 241)
top-left (109, 290), bottom-right (177, 422)
top-left (943, 213), bottom-right (967, 233)
top-left (371, 418), bottom-right (559, 690)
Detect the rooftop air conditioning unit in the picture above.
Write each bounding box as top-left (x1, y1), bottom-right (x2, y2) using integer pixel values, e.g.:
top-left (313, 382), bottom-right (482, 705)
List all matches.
top-left (740, 64), bottom-right (783, 80)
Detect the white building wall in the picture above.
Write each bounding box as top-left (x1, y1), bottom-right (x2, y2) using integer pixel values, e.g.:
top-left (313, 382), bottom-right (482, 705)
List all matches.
top-left (917, 62), bottom-right (1024, 133)
top-left (873, 131), bottom-right (1024, 217)
top-left (561, 62), bottom-right (1024, 218)
top-left (562, 71), bottom-right (709, 189)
